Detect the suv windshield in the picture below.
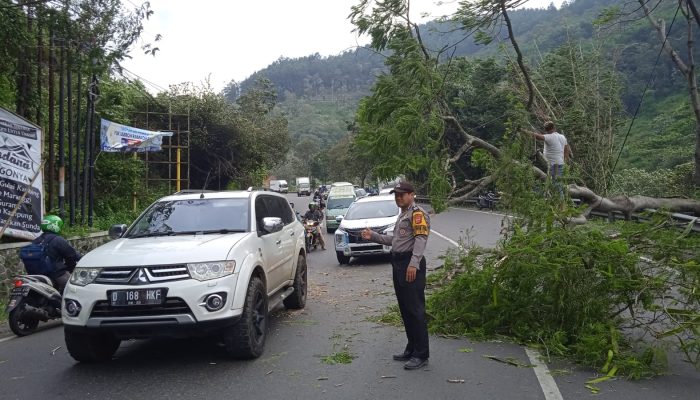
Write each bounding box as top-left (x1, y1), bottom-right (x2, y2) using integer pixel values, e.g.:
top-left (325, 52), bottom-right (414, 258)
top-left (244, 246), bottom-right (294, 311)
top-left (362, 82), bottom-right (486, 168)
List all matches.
top-left (327, 196), bottom-right (355, 210)
top-left (344, 200), bottom-right (399, 220)
top-left (126, 198), bottom-right (249, 237)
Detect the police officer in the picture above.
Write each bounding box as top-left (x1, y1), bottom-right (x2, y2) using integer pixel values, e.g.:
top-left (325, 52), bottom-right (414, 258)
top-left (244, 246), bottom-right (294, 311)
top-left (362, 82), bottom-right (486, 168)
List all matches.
top-left (361, 181), bottom-right (430, 370)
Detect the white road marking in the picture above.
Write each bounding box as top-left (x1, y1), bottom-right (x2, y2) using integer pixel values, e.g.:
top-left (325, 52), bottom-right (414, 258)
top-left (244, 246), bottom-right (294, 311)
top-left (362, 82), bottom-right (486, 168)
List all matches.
top-left (433, 225), bottom-right (564, 400)
top-left (448, 207), bottom-right (513, 218)
top-left (431, 229), bottom-right (460, 247)
top-left (0, 335), bottom-right (16, 344)
top-left (525, 347), bottom-right (565, 400)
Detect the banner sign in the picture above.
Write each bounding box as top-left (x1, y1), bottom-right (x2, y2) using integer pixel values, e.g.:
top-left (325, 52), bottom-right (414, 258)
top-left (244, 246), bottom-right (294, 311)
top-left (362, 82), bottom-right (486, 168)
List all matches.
top-left (100, 119), bottom-right (173, 152)
top-left (0, 108), bottom-right (43, 240)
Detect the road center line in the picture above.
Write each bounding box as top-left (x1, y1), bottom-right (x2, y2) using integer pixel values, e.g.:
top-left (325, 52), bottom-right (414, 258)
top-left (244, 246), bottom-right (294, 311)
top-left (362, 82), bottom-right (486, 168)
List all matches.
top-left (432, 226), bottom-right (564, 400)
top-left (448, 206), bottom-right (513, 218)
top-left (525, 346), bottom-right (565, 400)
top-left (431, 229), bottom-right (460, 247)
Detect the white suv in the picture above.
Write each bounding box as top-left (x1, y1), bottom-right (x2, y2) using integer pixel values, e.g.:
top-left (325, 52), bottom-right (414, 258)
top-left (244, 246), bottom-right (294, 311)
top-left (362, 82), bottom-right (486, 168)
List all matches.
top-left (334, 196), bottom-right (400, 264)
top-left (62, 190), bottom-right (307, 362)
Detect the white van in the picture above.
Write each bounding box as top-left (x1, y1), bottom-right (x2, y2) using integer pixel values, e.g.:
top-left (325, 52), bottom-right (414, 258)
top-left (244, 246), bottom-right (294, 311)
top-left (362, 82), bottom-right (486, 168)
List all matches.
top-left (269, 180), bottom-right (288, 193)
top-left (296, 177), bottom-right (311, 196)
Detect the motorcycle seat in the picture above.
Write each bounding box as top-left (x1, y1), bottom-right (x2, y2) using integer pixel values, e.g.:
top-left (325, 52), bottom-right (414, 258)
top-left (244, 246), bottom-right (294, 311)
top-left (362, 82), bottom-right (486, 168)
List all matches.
top-left (24, 275), bottom-right (54, 286)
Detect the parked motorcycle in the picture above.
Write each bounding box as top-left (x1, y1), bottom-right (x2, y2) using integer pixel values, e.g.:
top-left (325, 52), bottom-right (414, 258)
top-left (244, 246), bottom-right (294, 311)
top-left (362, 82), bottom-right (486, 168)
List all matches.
top-left (303, 219), bottom-right (322, 253)
top-left (477, 191), bottom-right (500, 210)
top-left (6, 274), bottom-right (62, 336)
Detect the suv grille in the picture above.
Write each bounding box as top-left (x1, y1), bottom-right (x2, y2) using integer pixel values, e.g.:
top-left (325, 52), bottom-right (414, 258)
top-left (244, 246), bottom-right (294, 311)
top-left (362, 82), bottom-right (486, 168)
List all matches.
top-left (95, 265), bottom-right (190, 284)
top-left (89, 297), bottom-right (192, 318)
top-left (345, 225), bottom-right (391, 243)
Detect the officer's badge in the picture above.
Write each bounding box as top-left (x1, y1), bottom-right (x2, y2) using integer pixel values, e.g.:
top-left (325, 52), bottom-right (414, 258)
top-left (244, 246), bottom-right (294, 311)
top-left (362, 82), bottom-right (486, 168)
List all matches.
top-left (400, 228), bottom-right (407, 236)
top-left (412, 211), bottom-right (428, 236)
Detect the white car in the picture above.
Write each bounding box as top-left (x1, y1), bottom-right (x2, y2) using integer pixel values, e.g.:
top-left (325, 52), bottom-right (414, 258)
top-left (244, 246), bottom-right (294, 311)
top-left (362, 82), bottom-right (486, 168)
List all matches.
top-left (62, 190), bottom-right (307, 362)
top-left (333, 196), bottom-right (400, 264)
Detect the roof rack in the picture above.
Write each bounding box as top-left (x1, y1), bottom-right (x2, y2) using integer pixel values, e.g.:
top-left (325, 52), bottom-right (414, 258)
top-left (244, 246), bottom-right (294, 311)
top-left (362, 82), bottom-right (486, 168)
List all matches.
top-left (172, 189), bottom-right (216, 195)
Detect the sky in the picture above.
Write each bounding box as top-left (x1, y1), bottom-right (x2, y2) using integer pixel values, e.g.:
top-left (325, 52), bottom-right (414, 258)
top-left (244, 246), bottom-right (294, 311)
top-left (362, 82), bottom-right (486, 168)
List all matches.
top-left (121, 0), bottom-right (565, 93)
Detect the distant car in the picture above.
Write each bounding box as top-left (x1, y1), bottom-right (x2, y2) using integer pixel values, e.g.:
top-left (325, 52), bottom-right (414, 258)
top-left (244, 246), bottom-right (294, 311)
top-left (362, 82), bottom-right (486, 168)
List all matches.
top-left (378, 188), bottom-right (393, 196)
top-left (354, 188), bottom-right (367, 198)
top-left (325, 184), bottom-right (357, 233)
top-left (62, 190), bottom-right (307, 362)
top-left (334, 196), bottom-right (400, 264)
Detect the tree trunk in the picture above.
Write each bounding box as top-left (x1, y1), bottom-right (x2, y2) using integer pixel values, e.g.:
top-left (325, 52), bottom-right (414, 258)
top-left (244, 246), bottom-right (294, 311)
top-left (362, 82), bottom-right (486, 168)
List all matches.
top-left (47, 32), bottom-right (55, 212)
top-left (500, 0), bottom-right (533, 111)
top-left (67, 47), bottom-right (74, 225)
top-left (685, 1), bottom-right (700, 185)
top-left (569, 184), bottom-right (700, 218)
top-left (35, 17), bottom-right (42, 126)
top-left (58, 41), bottom-right (65, 217)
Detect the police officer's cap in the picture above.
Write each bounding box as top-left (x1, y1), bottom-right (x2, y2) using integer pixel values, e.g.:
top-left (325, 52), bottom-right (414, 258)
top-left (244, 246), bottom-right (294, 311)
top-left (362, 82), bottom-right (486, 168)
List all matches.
top-left (390, 181), bottom-right (415, 194)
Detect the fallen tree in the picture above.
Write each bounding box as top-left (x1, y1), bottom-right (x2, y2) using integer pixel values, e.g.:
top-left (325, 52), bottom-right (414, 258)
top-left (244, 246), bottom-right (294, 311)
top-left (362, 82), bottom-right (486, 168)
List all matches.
top-left (350, 0), bottom-right (699, 218)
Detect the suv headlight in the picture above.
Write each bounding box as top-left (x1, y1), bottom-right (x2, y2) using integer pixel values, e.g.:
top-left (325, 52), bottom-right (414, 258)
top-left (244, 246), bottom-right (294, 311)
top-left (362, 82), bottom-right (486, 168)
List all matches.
top-left (335, 230), bottom-right (347, 245)
top-left (70, 268), bottom-right (102, 286)
top-left (187, 261), bottom-right (236, 281)
top-left (383, 224), bottom-right (395, 235)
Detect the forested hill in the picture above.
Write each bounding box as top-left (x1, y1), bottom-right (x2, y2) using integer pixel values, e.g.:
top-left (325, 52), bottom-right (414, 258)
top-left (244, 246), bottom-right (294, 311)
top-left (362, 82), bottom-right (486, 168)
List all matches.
top-left (230, 0), bottom-right (684, 106)
top-left (223, 0), bottom-right (692, 174)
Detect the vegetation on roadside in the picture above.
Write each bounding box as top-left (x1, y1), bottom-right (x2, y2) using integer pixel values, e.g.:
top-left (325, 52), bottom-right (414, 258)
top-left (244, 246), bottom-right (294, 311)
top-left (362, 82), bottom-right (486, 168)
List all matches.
top-left (425, 187), bottom-right (700, 379)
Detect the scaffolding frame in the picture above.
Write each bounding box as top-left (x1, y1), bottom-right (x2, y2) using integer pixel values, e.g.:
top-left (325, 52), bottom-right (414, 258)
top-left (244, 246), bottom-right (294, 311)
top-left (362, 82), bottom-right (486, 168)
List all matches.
top-left (130, 105), bottom-right (191, 194)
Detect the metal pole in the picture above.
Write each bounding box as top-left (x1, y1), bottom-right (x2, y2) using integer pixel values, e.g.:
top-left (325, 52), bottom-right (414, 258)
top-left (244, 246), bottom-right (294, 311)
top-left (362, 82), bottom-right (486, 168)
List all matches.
top-left (176, 147), bottom-right (181, 192)
top-left (187, 107), bottom-right (190, 189)
top-left (168, 103), bottom-right (172, 193)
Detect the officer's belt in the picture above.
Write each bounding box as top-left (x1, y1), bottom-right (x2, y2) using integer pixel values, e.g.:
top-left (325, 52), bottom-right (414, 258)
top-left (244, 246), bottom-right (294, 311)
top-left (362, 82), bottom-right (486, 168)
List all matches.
top-left (391, 251), bottom-right (413, 261)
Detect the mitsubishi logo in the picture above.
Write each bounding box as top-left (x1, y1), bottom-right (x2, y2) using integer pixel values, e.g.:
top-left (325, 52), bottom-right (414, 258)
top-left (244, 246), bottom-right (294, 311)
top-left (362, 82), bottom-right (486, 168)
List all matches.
top-left (129, 268), bottom-right (150, 284)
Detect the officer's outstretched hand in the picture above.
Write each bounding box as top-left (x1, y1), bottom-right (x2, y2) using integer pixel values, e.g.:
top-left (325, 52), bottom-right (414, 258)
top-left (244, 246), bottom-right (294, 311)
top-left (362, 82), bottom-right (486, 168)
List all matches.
top-left (406, 266), bottom-right (417, 282)
top-left (361, 228), bottom-right (372, 240)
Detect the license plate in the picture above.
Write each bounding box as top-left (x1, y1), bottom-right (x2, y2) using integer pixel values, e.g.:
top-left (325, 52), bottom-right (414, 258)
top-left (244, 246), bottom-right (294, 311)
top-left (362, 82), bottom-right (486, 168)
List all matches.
top-left (108, 288), bottom-right (166, 306)
top-left (10, 287), bottom-right (29, 296)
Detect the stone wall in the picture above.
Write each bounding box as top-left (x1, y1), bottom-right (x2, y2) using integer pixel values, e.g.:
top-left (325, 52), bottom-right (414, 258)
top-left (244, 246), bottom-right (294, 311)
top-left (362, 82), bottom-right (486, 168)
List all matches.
top-left (0, 232), bottom-right (110, 299)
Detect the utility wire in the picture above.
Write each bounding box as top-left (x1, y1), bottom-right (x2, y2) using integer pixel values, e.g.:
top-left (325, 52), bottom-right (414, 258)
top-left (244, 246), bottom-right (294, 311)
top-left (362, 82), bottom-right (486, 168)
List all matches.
top-left (610, 1), bottom-right (682, 178)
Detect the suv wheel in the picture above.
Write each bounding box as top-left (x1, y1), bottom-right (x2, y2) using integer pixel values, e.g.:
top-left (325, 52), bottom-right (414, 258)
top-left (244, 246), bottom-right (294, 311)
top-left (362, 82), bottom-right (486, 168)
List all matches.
top-left (336, 251), bottom-right (350, 265)
top-left (224, 276), bottom-right (268, 359)
top-left (283, 254), bottom-right (307, 309)
top-left (65, 328), bottom-right (121, 362)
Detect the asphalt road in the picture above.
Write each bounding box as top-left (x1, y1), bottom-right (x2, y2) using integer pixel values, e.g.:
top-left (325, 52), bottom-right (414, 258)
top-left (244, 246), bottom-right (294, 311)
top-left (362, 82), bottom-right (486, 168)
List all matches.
top-left (0, 193), bottom-right (698, 400)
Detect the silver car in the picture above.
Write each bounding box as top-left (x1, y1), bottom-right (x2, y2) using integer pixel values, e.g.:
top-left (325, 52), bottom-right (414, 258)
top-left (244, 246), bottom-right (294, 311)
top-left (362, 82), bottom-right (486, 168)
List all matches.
top-left (333, 196), bottom-right (400, 264)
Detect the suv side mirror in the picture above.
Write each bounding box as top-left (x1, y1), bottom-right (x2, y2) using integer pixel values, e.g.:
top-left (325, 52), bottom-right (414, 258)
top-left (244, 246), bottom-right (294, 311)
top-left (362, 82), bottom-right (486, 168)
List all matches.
top-left (261, 217), bottom-right (283, 234)
top-left (335, 215), bottom-right (344, 223)
top-left (108, 224), bottom-right (128, 239)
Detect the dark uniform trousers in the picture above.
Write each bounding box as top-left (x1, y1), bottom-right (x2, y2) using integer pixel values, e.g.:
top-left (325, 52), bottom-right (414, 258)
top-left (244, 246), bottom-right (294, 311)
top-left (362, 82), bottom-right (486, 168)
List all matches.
top-left (391, 251), bottom-right (429, 360)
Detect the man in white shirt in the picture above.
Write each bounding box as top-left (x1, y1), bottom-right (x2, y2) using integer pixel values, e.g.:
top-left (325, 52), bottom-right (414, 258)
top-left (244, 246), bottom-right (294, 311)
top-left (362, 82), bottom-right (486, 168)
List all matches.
top-left (530, 121), bottom-right (572, 178)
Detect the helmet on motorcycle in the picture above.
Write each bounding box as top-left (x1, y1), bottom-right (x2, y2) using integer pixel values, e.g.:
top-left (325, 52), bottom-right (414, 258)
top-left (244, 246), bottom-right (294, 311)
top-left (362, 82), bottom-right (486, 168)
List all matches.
top-left (308, 203), bottom-right (317, 210)
top-left (40, 215), bottom-right (63, 234)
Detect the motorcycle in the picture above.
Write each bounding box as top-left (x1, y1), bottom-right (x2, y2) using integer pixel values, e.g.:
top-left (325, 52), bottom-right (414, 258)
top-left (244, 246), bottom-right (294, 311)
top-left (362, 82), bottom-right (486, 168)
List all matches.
top-left (477, 191), bottom-right (500, 210)
top-left (303, 219), bottom-right (322, 253)
top-left (6, 274), bottom-right (62, 336)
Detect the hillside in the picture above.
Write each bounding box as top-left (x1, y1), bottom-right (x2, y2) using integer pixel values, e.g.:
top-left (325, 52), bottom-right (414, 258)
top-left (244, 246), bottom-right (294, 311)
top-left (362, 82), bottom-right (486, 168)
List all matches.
top-left (224, 0), bottom-right (694, 176)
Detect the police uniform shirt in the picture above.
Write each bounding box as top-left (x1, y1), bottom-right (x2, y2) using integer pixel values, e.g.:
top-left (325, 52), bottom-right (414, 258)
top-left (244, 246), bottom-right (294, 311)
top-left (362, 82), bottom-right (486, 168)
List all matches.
top-left (369, 203), bottom-right (430, 267)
